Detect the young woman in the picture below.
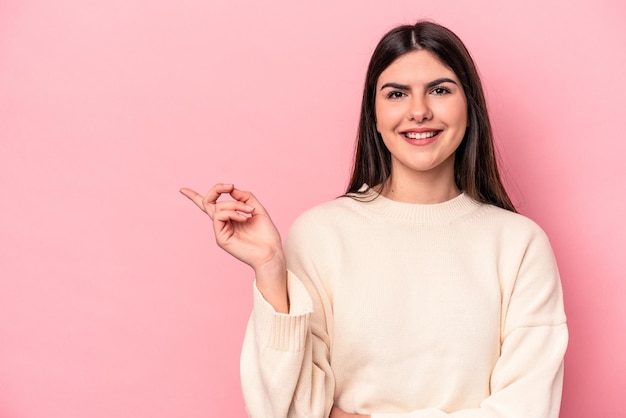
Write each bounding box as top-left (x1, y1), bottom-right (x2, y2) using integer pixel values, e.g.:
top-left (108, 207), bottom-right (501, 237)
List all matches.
top-left (181, 21), bottom-right (567, 418)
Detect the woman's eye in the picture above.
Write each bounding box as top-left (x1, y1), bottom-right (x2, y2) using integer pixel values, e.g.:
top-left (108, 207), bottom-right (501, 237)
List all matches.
top-left (387, 91), bottom-right (406, 99)
top-left (432, 86), bottom-right (451, 95)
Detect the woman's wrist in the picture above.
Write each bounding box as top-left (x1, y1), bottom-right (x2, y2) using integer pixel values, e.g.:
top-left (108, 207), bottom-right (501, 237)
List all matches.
top-left (254, 253), bottom-right (289, 313)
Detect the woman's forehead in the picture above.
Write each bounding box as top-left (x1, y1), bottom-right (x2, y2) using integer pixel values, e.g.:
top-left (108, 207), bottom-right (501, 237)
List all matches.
top-left (377, 50), bottom-right (458, 84)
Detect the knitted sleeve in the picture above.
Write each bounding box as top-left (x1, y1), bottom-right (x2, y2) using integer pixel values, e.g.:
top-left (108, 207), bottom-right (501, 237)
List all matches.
top-left (239, 212), bottom-right (336, 418)
top-left (371, 225), bottom-right (568, 418)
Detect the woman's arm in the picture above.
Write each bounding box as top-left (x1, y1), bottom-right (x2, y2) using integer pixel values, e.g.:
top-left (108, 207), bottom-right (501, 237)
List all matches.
top-left (367, 226), bottom-right (568, 418)
top-left (181, 183), bottom-right (336, 417)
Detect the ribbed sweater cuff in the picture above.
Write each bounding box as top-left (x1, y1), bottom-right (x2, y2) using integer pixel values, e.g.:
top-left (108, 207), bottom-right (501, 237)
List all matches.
top-left (252, 271), bottom-right (312, 352)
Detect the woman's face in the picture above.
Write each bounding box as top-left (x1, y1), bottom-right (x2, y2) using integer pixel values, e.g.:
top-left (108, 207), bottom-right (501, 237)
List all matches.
top-left (375, 50), bottom-right (468, 185)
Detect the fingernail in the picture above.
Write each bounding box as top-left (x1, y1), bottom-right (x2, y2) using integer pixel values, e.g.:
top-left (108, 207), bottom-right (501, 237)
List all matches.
top-left (244, 205), bottom-right (255, 211)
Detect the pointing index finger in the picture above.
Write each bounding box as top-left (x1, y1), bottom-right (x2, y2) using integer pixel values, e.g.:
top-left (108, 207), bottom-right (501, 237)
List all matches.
top-left (179, 187), bottom-right (206, 212)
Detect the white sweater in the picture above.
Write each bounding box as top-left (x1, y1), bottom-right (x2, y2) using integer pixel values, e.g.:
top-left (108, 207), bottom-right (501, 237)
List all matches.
top-left (240, 191), bottom-right (568, 417)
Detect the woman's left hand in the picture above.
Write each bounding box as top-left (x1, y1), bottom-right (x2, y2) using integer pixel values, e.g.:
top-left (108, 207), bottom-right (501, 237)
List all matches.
top-left (329, 406), bottom-right (370, 418)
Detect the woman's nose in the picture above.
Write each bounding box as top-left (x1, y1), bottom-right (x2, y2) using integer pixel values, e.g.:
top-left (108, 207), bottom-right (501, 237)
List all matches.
top-left (408, 96), bottom-right (432, 122)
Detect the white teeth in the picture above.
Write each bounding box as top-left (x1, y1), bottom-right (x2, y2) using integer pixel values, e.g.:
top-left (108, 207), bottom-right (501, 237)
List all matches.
top-left (404, 131), bottom-right (438, 139)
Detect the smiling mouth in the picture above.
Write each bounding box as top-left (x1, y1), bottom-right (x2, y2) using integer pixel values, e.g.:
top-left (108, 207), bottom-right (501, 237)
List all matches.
top-left (403, 131), bottom-right (441, 139)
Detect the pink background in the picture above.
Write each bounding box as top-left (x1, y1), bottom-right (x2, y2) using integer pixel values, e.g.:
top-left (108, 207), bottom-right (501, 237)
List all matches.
top-left (1, 0), bottom-right (625, 417)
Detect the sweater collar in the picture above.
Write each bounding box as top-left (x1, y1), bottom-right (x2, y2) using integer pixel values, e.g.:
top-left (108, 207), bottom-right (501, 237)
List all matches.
top-left (351, 186), bottom-right (482, 225)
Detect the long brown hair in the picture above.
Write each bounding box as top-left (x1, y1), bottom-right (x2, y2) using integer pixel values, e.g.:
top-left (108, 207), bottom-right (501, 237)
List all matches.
top-left (346, 21), bottom-right (516, 212)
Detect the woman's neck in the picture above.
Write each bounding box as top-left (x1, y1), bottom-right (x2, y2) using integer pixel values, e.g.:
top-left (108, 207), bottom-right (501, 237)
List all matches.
top-left (379, 170), bottom-right (460, 204)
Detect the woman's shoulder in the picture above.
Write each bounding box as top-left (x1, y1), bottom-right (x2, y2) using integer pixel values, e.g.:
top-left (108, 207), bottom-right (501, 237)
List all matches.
top-left (478, 202), bottom-right (552, 243)
top-left (290, 195), bottom-right (361, 231)
top-left (284, 196), bottom-right (361, 260)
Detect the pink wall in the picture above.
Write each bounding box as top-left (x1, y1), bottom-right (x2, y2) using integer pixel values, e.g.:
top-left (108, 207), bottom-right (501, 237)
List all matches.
top-left (1, 0), bottom-right (625, 416)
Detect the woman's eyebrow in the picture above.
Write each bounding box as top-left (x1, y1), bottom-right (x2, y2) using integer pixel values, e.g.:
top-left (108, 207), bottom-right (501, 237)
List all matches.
top-left (380, 78), bottom-right (458, 91)
top-left (425, 77), bottom-right (458, 88)
top-left (380, 82), bottom-right (410, 91)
